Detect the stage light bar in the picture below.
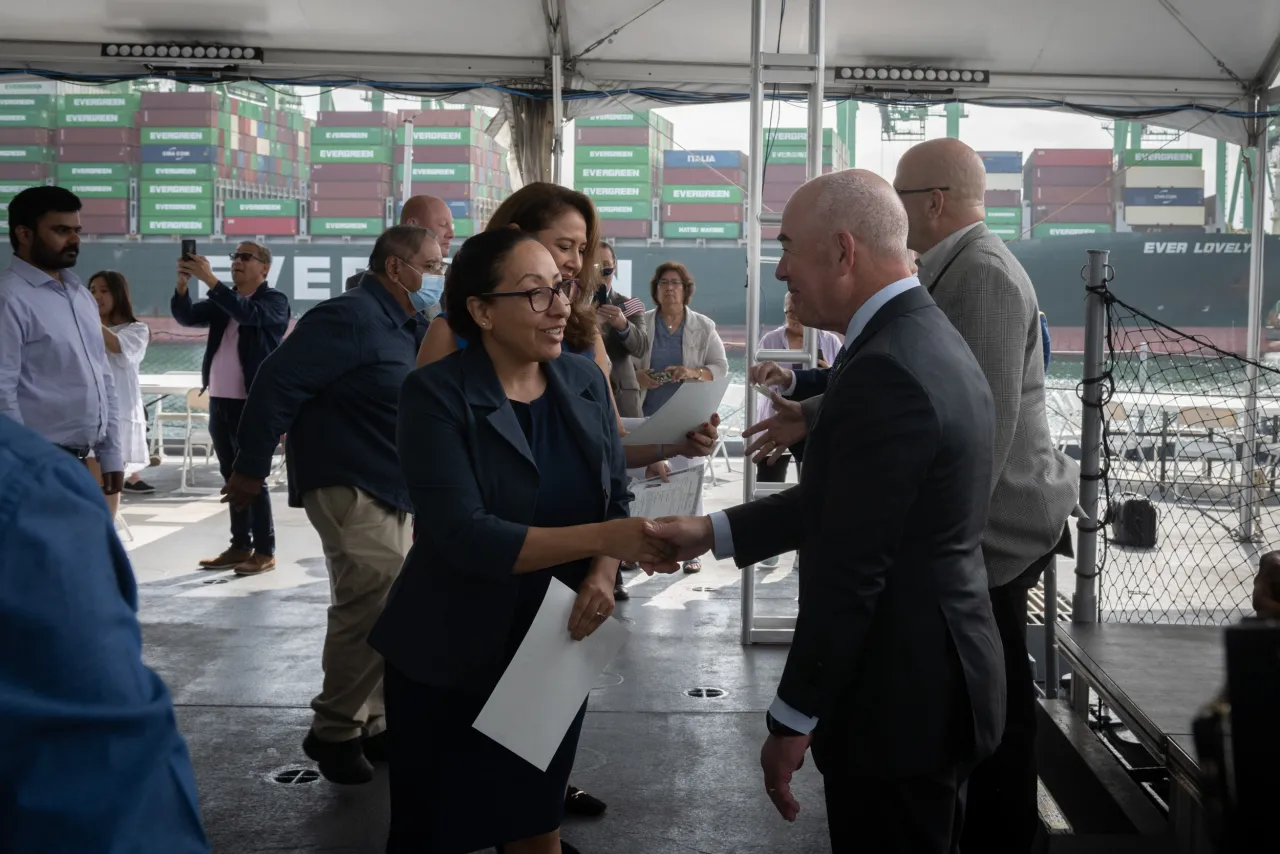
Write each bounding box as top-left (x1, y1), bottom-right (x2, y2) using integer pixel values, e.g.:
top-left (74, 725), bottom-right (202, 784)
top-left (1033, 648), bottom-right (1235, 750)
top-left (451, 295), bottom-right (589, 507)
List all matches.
top-left (100, 43), bottom-right (264, 67)
top-left (834, 66), bottom-right (988, 87)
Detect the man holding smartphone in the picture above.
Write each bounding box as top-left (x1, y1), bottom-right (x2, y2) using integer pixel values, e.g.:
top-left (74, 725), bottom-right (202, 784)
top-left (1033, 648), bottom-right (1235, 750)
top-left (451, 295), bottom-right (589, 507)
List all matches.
top-left (595, 242), bottom-right (648, 418)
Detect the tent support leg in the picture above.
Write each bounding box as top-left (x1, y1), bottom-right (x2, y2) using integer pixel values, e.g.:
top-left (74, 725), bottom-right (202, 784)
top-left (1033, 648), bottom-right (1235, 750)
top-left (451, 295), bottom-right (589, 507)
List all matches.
top-left (1240, 107), bottom-right (1270, 541)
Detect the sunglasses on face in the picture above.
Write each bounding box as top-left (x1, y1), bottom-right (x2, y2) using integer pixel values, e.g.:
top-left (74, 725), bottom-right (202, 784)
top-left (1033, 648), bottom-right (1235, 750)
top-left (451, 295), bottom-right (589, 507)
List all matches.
top-left (482, 279), bottom-right (582, 313)
top-left (230, 252), bottom-right (262, 262)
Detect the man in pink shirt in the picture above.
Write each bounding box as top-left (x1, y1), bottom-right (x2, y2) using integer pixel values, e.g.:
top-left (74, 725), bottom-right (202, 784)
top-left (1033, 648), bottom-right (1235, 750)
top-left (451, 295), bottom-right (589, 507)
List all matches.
top-left (171, 242), bottom-right (290, 574)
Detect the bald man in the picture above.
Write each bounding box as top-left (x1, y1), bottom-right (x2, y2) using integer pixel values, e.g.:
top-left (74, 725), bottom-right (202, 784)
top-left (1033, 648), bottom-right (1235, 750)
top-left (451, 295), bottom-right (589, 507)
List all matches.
top-left (749, 140), bottom-right (1078, 853)
top-left (345, 195), bottom-right (454, 317)
top-left (651, 171), bottom-right (1004, 853)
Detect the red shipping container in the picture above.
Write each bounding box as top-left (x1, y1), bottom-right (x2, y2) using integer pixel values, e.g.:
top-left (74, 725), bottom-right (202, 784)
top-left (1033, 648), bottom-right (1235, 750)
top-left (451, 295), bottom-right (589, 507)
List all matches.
top-left (138, 109), bottom-right (220, 128)
top-left (56, 145), bottom-right (138, 163)
top-left (575, 127), bottom-right (651, 146)
top-left (310, 199), bottom-right (385, 218)
top-left (1027, 165), bottom-right (1113, 187)
top-left (79, 215), bottom-right (130, 234)
top-left (763, 182), bottom-right (803, 204)
top-left (0, 129), bottom-right (53, 146)
top-left (1027, 149), bottom-right (1112, 168)
top-left (762, 225), bottom-right (781, 241)
top-left (761, 164), bottom-right (834, 182)
top-left (398, 109), bottom-right (480, 128)
top-left (0, 162), bottom-right (49, 180)
top-left (1032, 204), bottom-right (1114, 224)
top-left (141, 91), bottom-right (221, 111)
top-left (316, 111), bottom-right (397, 129)
top-left (309, 181), bottom-right (391, 200)
top-left (1033, 184), bottom-right (1112, 205)
top-left (402, 145), bottom-right (485, 166)
top-left (662, 203), bottom-right (743, 223)
top-left (396, 181), bottom-right (473, 200)
top-left (225, 217), bottom-right (301, 237)
top-left (56, 127), bottom-right (138, 146)
top-left (984, 190), bottom-right (1021, 207)
top-left (662, 167), bottom-right (746, 186)
top-left (600, 220), bottom-right (651, 239)
top-left (310, 163), bottom-right (393, 182)
top-left (276, 128), bottom-right (298, 146)
top-left (79, 198), bottom-right (129, 217)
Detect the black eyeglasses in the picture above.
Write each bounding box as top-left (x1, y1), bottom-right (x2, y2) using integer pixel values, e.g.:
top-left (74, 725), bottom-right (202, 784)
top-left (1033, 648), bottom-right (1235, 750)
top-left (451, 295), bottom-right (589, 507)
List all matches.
top-left (601, 266), bottom-right (615, 276)
top-left (895, 186), bottom-right (950, 196)
top-left (229, 252), bottom-right (263, 262)
top-left (482, 279), bottom-right (581, 312)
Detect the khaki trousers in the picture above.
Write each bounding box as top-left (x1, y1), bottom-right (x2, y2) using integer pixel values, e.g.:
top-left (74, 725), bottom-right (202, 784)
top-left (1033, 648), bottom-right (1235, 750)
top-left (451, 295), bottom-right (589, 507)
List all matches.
top-left (302, 485), bottom-right (410, 743)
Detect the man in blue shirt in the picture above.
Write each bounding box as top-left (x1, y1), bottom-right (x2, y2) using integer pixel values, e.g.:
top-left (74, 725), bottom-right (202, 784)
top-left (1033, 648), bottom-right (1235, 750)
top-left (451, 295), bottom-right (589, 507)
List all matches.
top-left (0, 415), bottom-right (209, 853)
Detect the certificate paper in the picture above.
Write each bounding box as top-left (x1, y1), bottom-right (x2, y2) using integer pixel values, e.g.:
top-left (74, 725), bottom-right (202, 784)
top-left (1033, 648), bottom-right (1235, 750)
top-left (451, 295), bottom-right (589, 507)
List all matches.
top-left (620, 376), bottom-right (730, 446)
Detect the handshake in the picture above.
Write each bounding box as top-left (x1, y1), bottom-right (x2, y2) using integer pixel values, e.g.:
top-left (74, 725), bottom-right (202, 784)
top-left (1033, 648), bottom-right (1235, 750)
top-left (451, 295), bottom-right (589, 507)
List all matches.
top-left (599, 515), bottom-right (716, 574)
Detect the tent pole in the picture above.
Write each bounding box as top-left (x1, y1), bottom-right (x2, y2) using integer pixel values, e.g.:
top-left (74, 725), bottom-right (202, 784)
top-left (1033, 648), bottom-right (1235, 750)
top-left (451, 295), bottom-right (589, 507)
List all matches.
top-left (551, 52), bottom-right (564, 185)
top-left (803, 0), bottom-right (825, 366)
top-left (1240, 106), bottom-right (1269, 541)
top-left (401, 117), bottom-right (415, 206)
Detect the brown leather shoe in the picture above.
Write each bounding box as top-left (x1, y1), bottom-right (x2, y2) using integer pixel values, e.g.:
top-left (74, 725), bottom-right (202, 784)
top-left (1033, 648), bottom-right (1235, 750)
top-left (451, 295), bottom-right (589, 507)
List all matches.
top-left (198, 547), bottom-right (253, 570)
top-left (234, 554), bottom-right (277, 576)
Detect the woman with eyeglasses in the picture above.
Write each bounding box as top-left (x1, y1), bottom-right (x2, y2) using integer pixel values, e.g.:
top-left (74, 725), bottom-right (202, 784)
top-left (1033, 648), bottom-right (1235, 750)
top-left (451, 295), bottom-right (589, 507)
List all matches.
top-left (371, 228), bottom-right (673, 854)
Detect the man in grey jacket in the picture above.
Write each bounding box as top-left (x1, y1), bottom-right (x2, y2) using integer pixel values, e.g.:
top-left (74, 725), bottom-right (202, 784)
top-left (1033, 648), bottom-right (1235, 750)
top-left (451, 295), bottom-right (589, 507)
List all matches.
top-left (750, 139), bottom-right (1078, 852)
top-left (594, 242), bottom-right (648, 417)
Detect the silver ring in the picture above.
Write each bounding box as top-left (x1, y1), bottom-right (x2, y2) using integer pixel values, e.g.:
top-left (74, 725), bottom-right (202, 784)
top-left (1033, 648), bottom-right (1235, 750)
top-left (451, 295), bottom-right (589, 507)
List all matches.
top-left (596, 612), bottom-right (607, 621)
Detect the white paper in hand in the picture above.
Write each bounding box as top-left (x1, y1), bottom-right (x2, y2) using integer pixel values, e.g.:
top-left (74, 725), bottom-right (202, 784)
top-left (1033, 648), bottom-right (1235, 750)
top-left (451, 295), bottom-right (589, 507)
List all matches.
top-left (472, 578), bottom-right (630, 771)
top-left (621, 376), bottom-right (730, 446)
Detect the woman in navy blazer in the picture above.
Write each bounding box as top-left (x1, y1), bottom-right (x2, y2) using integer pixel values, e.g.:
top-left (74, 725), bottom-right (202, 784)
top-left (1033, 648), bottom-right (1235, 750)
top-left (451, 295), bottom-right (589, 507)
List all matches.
top-left (371, 229), bottom-right (669, 854)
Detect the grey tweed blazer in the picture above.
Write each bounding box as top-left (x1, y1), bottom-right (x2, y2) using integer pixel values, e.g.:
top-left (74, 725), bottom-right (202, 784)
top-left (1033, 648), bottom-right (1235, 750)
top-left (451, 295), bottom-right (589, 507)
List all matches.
top-left (802, 223), bottom-right (1079, 588)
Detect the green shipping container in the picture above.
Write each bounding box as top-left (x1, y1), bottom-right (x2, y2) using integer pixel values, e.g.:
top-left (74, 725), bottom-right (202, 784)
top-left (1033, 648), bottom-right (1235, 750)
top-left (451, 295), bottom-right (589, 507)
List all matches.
top-left (573, 145), bottom-right (653, 165)
top-left (224, 198), bottom-right (299, 217)
top-left (140, 218), bottom-right (214, 236)
top-left (142, 127), bottom-right (220, 145)
top-left (311, 146), bottom-right (392, 164)
top-left (65, 181), bottom-right (130, 199)
top-left (765, 128), bottom-right (840, 149)
top-left (142, 199), bottom-right (215, 218)
top-left (575, 165), bottom-right (657, 184)
top-left (141, 181), bottom-right (214, 200)
top-left (57, 110), bottom-right (135, 128)
top-left (594, 200), bottom-right (651, 219)
top-left (0, 183), bottom-right (41, 202)
top-left (60, 93), bottom-right (141, 111)
top-left (765, 148), bottom-right (838, 165)
top-left (142, 163), bottom-right (216, 180)
top-left (987, 225), bottom-right (1021, 240)
top-left (452, 218), bottom-right (477, 238)
top-left (1031, 223), bottom-right (1113, 238)
top-left (662, 222), bottom-right (741, 239)
top-left (399, 127), bottom-right (480, 146)
top-left (576, 112), bottom-right (654, 128)
top-left (579, 184), bottom-right (654, 201)
top-left (310, 217), bottom-right (386, 235)
top-left (0, 145), bottom-right (53, 162)
top-left (1121, 149), bottom-right (1203, 168)
top-left (0, 110), bottom-right (54, 128)
top-left (314, 127), bottom-right (392, 145)
top-left (984, 207), bottom-right (1022, 224)
top-left (0, 95), bottom-right (54, 109)
top-left (402, 163), bottom-right (477, 182)
top-left (662, 185), bottom-right (744, 204)
top-left (58, 163), bottom-right (134, 180)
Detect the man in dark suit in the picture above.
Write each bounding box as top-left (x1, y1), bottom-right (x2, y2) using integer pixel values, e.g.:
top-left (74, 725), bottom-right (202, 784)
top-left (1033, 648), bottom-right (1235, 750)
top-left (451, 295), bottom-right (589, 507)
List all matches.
top-left (650, 169), bottom-right (1006, 853)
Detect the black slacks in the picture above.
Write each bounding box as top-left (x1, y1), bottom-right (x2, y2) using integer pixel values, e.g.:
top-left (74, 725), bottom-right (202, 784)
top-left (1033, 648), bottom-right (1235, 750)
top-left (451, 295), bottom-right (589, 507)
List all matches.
top-left (825, 766), bottom-right (967, 854)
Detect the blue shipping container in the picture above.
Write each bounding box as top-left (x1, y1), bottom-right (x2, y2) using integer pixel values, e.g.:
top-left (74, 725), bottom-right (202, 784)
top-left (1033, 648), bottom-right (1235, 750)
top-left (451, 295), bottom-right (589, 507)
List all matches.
top-left (446, 199), bottom-right (473, 218)
top-left (1123, 187), bottom-right (1204, 207)
top-left (662, 149), bottom-right (744, 169)
top-left (140, 144), bottom-right (219, 164)
top-left (979, 151), bottom-right (1022, 173)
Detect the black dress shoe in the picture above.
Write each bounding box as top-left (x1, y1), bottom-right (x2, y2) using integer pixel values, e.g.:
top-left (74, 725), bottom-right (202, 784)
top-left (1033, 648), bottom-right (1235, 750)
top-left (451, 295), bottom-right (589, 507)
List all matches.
top-left (362, 730), bottom-right (388, 763)
top-left (564, 785), bottom-right (606, 816)
top-left (303, 731), bottom-right (374, 785)
top-left (613, 573), bottom-right (630, 601)
top-left (561, 842), bottom-right (582, 854)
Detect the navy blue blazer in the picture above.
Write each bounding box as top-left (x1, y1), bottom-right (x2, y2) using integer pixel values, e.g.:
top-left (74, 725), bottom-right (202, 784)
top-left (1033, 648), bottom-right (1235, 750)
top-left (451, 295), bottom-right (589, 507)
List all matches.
top-left (369, 341), bottom-right (632, 691)
top-left (170, 281), bottom-right (290, 393)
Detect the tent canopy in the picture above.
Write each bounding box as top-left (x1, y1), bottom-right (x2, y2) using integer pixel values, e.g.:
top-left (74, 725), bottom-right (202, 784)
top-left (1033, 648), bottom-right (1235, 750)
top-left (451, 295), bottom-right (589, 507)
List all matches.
top-left (1, 0), bottom-right (1278, 142)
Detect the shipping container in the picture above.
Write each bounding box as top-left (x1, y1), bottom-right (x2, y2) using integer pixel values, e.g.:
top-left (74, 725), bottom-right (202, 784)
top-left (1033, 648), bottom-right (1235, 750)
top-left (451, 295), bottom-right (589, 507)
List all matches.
top-left (1122, 206), bottom-right (1206, 227)
top-left (1032, 185), bottom-right (1112, 205)
top-left (398, 163), bottom-right (478, 182)
top-left (0, 181), bottom-right (42, 198)
top-left (224, 216), bottom-right (302, 236)
top-left (594, 200), bottom-right (651, 220)
top-left (579, 185), bottom-right (653, 201)
top-left (575, 165), bottom-right (658, 184)
top-left (663, 150), bottom-right (745, 169)
top-left (140, 217), bottom-right (213, 235)
top-left (310, 217), bottom-right (386, 235)
top-left (64, 181), bottom-right (130, 199)
top-left (452, 218), bottom-right (479, 238)
top-left (142, 163), bottom-right (219, 180)
top-left (762, 183), bottom-right (803, 204)
top-left (141, 144), bottom-right (222, 164)
top-left (984, 173), bottom-right (1022, 193)
top-left (1031, 223), bottom-right (1113, 238)
top-left (140, 91), bottom-right (222, 111)
top-left (662, 222), bottom-right (741, 239)
top-left (313, 126), bottom-right (393, 146)
top-left (1, 145), bottom-right (55, 162)
top-left (1120, 149), bottom-right (1203, 168)
top-left (312, 145), bottom-right (393, 164)
top-left (660, 167), bottom-right (745, 186)
top-left (1027, 149), bottom-right (1112, 168)
top-left (142, 199), bottom-right (215, 218)
top-left (1032, 204), bottom-right (1114, 224)
top-left (394, 181), bottom-right (474, 200)
top-left (1028, 165), bottom-right (1114, 187)
top-left (141, 181), bottom-right (214, 199)
top-left (662, 203), bottom-right (743, 223)
top-left (601, 220), bottom-right (653, 239)
top-left (58, 110), bottom-right (135, 129)
top-left (0, 162), bottom-right (49, 180)
top-left (985, 190), bottom-right (1021, 207)
top-left (577, 112), bottom-right (654, 128)
top-left (984, 207), bottom-right (1022, 224)
top-left (1128, 225), bottom-right (1207, 234)
top-left (662, 185), bottom-right (744, 204)
top-left (78, 198), bottom-right (129, 217)
top-left (141, 127), bottom-right (222, 146)
top-left (309, 163), bottom-right (394, 183)
top-left (315, 111), bottom-right (397, 129)
top-left (225, 198), bottom-right (300, 217)
top-left (762, 225), bottom-right (781, 241)
top-left (0, 129), bottom-right (54, 146)
top-left (310, 181), bottom-right (393, 200)
top-left (78, 215), bottom-right (131, 234)
top-left (576, 127), bottom-right (656, 147)
top-left (764, 128), bottom-right (841, 149)
top-left (398, 145), bottom-right (487, 167)
top-left (397, 108), bottom-right (487, 129)
top-left (1121, 166), bottom-right (1204, 189)
top-left (979, 151), bottom-right (1022, 174)
top-left (761, 163), bottom-right (837, 181)
top-left (137, 109), bottom-right (225, 129)
top-left (55, 144), bottom-right (136, 163)
top-left (987, 225), bottom-right (1021, 240)
top-left (55, 128), bottom-right (137, 146)
top-left (0, 95), bottom-right (53, 109)
top-left (310, 199), bottom-right (385, 218)
top-left (1123, 187), bottom-right (1205, 207)
top-left (445, 200), bottom-right (474, 219)
top-left (575, 146), bottom-right (656, 166)
top-left (0, 110), bottom-right (54, 129)
top-left (396, 126), bottom-right (483, 147)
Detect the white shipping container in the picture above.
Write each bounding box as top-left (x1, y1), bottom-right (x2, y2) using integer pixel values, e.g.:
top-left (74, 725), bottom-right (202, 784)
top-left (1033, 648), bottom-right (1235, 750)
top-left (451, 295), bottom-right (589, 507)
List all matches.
top-left (1123, 205), bottom-right (1206, 226)
top-left (984, 173), bottom-right (1022, 192)
top-left (1121, 166), bottom-right (1204, 189)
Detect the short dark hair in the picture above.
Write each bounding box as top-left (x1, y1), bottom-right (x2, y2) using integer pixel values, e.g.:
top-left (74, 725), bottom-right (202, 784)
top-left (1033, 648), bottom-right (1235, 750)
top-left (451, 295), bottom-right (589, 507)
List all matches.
top-left (650, 261), bottom-right (695, 305)
top-left (598, 241), bottom-right (617, 264)
top-left (369, 225), bottom-right (433, 275)
top-left (87, 270), bottom-right (139, 324)
top-left (236, 241), bottom-right (272, 267)
top-left (444, 228), bottom-right (541, 344)
top-left (8, 185), bottom-right (82, 252)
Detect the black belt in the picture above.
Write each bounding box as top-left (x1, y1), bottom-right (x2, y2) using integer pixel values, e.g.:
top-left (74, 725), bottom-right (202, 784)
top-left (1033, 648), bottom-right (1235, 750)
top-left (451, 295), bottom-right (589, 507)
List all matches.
top-left (57, 444), bottom-right (91, 460)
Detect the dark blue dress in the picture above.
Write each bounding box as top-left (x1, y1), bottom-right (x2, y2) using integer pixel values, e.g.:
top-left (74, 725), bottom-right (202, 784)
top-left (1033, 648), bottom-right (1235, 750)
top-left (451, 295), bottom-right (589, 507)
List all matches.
top-left (385, 392), bottom-right (602, 854)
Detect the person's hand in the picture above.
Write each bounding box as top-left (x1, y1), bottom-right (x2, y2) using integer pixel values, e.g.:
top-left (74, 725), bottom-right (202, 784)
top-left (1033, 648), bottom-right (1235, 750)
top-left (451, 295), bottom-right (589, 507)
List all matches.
top-left (761, 732), bottom-right (810, 822)
top-left (175, 260), bottom-right (190, 295)
top-left (598, 517), bottom-right (674, 567)
top-left (644, 515), bottom-right (714, 573)
top-left (665, 365), bottom-right (701, 383)
top-left (743, 394), bottom-right (808, 464)
top-left (178, 254), bottom-right (218, 288)
top-left (221, 472), bottom-right (266, 512)
top-left (101, 470), bottom-right (124, 496)
top-left (816, 357), bottom-right (830, 369)
top-left (636, 368), bottom-right (661, 390)
top-left (749, 361), bottom-right (794, 389)
top-left (1254, 555), bottom-right (1280, 617)
top-left (596, 304), bottom-right (628, 331)
top-left (667, 412), bottom-right (721, 459)
top-left (568, 569), bottom-right (616, 641)
top-left (645, 461), bottom-right (671, 482)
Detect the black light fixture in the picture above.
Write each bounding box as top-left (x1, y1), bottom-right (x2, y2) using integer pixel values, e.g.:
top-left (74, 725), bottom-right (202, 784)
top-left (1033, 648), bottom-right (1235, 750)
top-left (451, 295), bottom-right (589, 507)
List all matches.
top-left (834, 66), bottom-right (988, 88)
top-left (100, 43), bottom-right (264, 67)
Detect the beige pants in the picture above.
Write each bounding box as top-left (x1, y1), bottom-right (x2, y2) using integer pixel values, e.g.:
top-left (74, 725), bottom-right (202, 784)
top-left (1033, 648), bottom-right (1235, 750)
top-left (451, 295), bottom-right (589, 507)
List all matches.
top-left (303, 485), bottom-right (410, 743)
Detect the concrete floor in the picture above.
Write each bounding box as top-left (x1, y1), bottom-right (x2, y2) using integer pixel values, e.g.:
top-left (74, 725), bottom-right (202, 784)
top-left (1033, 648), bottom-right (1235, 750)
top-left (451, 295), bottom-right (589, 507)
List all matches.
top-left (123, 459), bottom-right (831, 854)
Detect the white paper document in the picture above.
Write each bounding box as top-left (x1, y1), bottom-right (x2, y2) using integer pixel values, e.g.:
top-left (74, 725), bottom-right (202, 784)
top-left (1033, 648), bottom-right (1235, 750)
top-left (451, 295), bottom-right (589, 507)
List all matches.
top-left (630, 464), bottom-right (705, 519)
top-left (472, 578), bottom-right (630, 771)
top-left (620, 376), bottom-right (731, 446)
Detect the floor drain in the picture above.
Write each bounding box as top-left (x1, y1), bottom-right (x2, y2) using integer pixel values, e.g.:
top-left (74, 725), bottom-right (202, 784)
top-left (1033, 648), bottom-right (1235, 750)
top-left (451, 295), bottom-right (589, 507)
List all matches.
top-left (203, 578), bottom-right (229, 585)
top-left (272, 768), bottom-right (320, 785)
top-left (686, 687), bottom-right (726, 699)
top-left (690, 586), bottom-right (713, 592)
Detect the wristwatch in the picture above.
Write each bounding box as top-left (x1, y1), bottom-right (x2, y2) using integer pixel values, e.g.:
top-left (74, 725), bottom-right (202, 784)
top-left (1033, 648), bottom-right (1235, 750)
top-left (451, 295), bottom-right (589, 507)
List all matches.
top-left (765, 710), bottom-right (804, 738)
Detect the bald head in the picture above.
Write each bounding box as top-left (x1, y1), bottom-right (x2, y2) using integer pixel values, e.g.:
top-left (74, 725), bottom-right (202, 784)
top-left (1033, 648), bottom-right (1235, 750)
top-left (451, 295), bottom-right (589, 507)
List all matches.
top-left (400, 194), bottom-right (455, 254)
top-left (894, 138), bottom-right (987, 253)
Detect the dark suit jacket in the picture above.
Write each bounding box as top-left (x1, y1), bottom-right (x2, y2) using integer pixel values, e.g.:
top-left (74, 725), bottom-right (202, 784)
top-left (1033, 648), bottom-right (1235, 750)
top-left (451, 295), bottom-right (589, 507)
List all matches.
top-left (726, 286), bottom-right (1005, 777)
top-left (170, 281), bottom-right (290, 393)
top-left (600, 289), bottom-right (648, 416)
top-left (369, 342), bottom-right (631, 692)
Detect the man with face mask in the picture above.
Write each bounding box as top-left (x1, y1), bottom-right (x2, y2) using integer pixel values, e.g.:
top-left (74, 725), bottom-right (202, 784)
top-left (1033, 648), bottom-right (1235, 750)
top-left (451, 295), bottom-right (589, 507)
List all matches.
top-left (222, 225), bottom-right (443, 785)
top-left (0, 186), bottom-right (123, 502)
top-left (345, 195), bottom-right (454, 315)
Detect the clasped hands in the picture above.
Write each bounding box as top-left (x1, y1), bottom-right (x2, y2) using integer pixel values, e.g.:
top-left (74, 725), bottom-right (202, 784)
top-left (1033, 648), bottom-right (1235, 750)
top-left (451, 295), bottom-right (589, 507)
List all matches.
top-left (604, 515), bottom-right (715, 575)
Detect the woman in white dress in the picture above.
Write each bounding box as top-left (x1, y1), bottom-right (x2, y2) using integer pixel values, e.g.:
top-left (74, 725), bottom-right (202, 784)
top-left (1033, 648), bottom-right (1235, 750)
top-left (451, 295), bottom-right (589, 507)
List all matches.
top-left (88, 271), bottom-right (151, 519)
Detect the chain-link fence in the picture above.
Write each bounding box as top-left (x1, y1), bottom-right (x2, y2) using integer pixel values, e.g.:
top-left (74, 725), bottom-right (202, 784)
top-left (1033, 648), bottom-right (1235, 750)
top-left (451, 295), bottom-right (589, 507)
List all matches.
top-left (1084, 283), bottom-right (1279, 625)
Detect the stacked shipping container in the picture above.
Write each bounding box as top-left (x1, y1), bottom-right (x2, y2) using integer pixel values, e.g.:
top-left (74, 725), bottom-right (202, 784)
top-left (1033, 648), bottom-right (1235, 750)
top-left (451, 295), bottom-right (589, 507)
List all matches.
top-left (56, 92), bottom-right (140, 235)
top-left (574, 111), bottom-right (674, 239)
top-left (1118, 149), bottom-right (1206, 231)
top-left (310, 111), bottom-right (396, 236)
top-left (977, 151), bottom-right (1023, 241)
top-left (0, 88), bottom-right (59, 232)
top-left (760, 128), bottom-right (849, 239)
top-left (660, 150), bottom-right (747, 240)
top-left (1024, 149), bottom-right (1115, 238)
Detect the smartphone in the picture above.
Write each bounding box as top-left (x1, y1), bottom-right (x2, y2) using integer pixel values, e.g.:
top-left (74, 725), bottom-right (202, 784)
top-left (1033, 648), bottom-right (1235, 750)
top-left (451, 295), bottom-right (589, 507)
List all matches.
top-left (181, 238), bottom-right (197, 260)
top-left (649, 370), bottom-right (674, 384)
top-left (594, 284), bottom-right (610, 306)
